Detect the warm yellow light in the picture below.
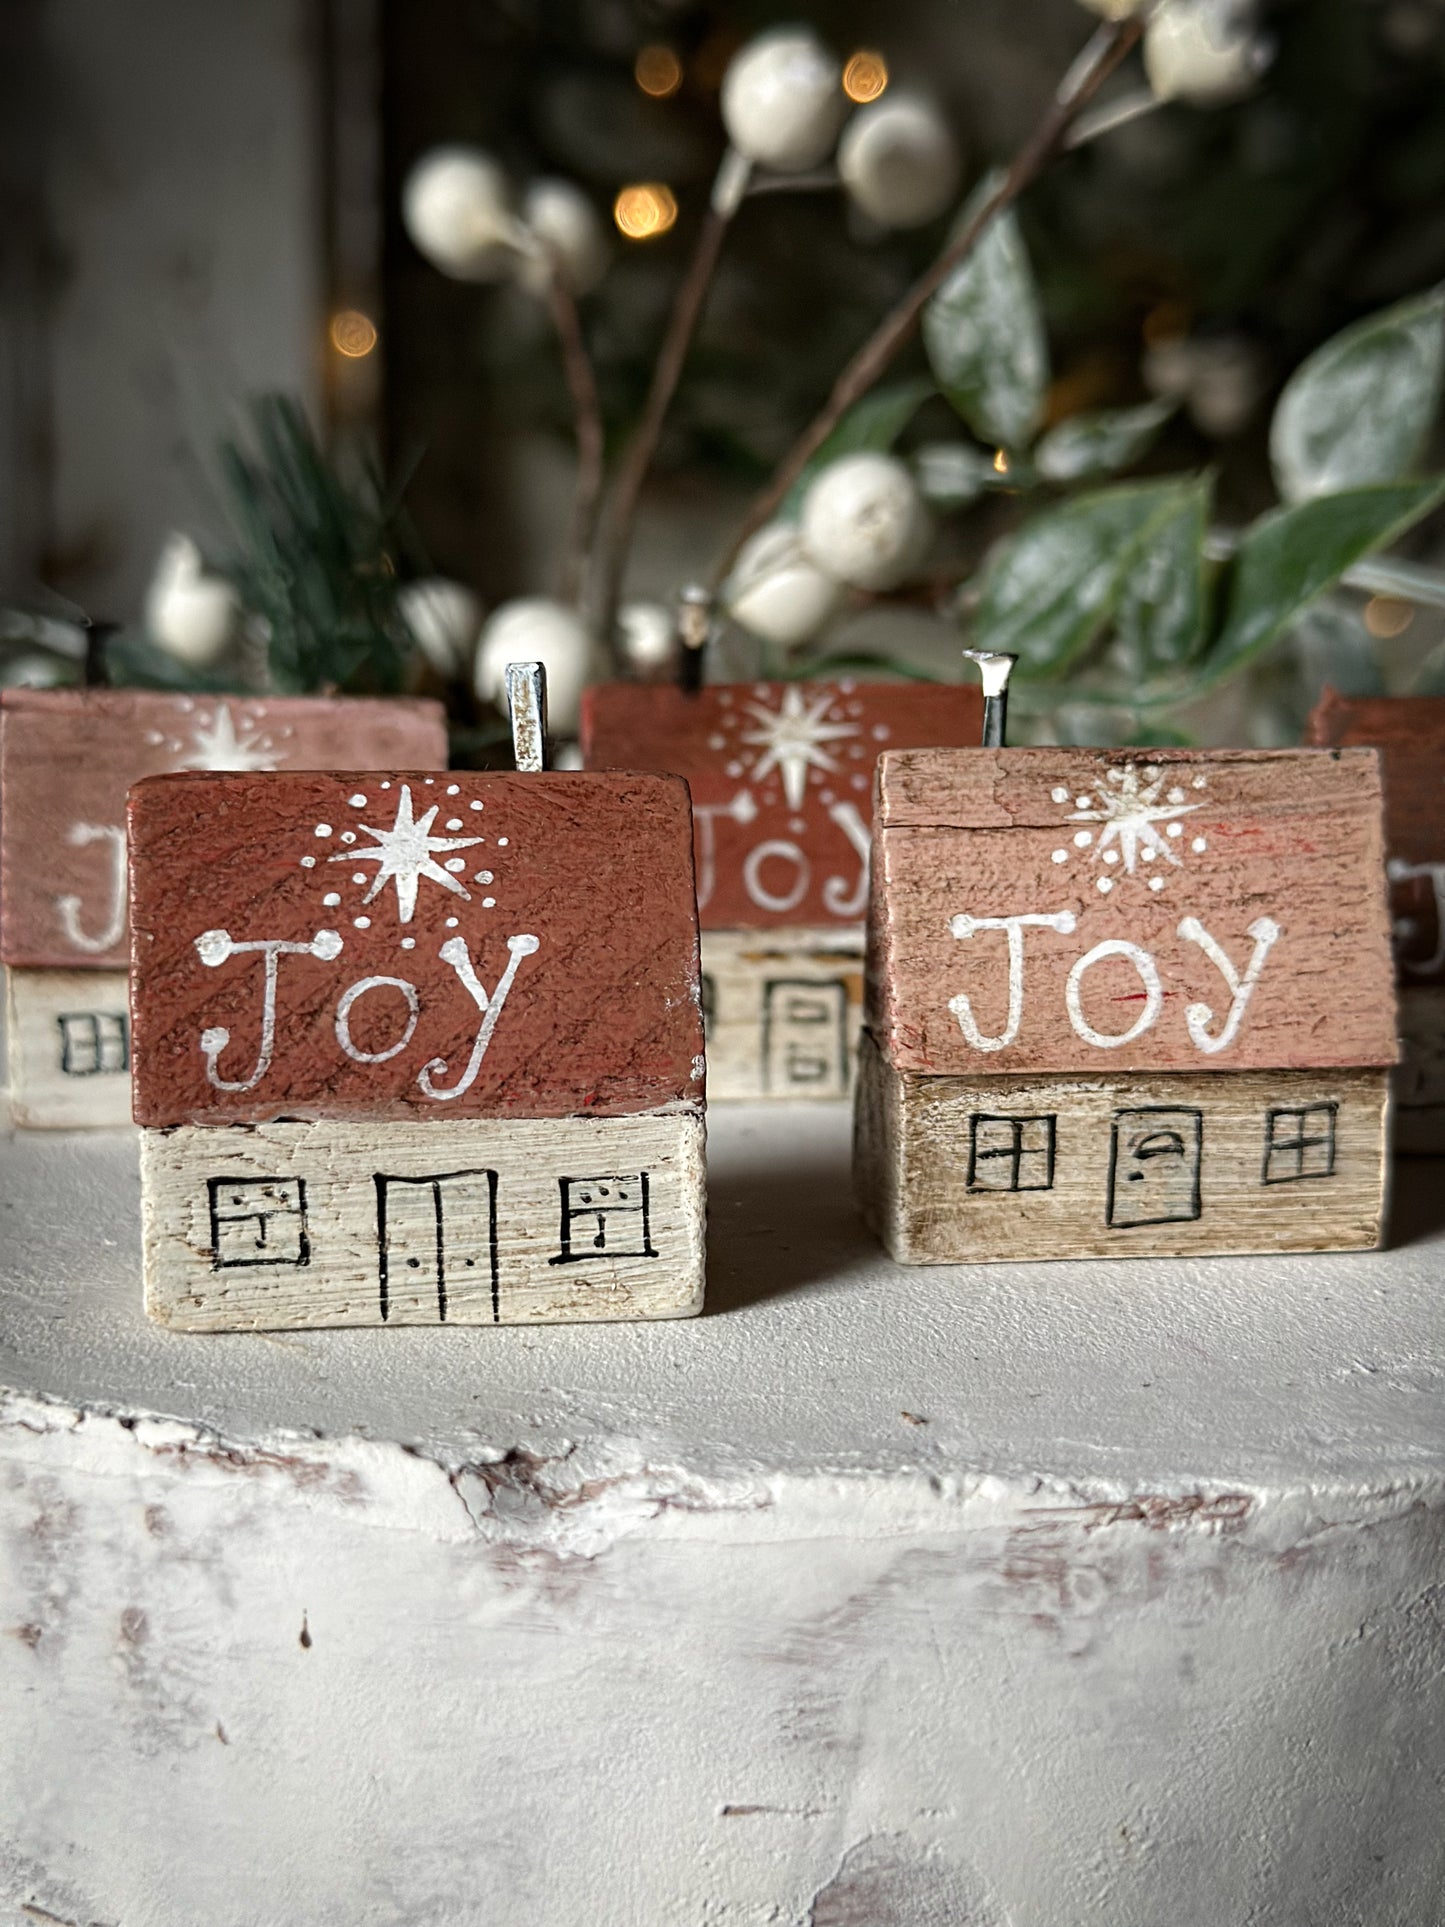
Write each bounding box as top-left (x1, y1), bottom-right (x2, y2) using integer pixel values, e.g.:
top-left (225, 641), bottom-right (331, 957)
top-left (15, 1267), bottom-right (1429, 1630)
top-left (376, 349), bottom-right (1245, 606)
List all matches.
top-left (635, 43), bottom-right (683, 98)
top-left (992, 449), bottom-right (1010, 475)
top-left (613, 182), bottom-right (679, 241)
top-left (330, 309), bottom-right (378, 359)
top-left (1364, 594), bottom-right (1415, 639)
top-left (843, 50), bottom-right (889, 104)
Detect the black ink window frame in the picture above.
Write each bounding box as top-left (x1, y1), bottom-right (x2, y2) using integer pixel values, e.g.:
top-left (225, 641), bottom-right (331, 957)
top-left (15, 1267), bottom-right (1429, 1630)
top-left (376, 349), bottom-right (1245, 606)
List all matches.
top-left (551, 1172), bottom-right (658, 1265)
top-left (207, 1176), bottom-right (310, 1270)
top-left (966, 1112), bottom-right (1057, 1193)
top-left (56, 1009), bottom-right (129, 1076)
top-left (1262, 1102), bottom-right (1339, 1184)
top-left (374, 1168), bottom-right (500, 1324)
top-left (761, 977), bottom-right (849, 1093)
top-left (1106, 1106), bottom-right (1204, 1229)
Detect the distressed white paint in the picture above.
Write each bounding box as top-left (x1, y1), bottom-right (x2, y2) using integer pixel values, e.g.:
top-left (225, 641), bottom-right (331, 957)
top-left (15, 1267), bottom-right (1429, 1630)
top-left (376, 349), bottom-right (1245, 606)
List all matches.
top-left (4, 966), bottom-right (132, 1129)
top-left (700, 925), bottom-right (863, 1100)
top-left (1, 1106), bottom-right (1444, 1923)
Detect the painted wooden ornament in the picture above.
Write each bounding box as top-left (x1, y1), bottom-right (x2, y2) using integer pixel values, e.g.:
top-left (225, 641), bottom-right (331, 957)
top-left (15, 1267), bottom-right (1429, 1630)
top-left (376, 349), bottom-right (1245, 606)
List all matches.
top-left (855, 657), bottom-right (1397, 1261)
top-left (129, 663), bottom-right (706, 1330)
top-left (0, 689), bottom-right (447, 1129)
top-left (581, 677), bottom-right (982, 1099)
top-left (1306, 688), bottom-right (1445, 1152)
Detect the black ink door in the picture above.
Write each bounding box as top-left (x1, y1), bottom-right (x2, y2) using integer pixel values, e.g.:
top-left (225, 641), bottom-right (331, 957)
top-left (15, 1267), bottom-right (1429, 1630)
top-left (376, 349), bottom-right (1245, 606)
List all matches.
top-left (374, 1169), bottom-right (499, 1322)
top-left (1107, 1108), bottom-right (1203, 1228)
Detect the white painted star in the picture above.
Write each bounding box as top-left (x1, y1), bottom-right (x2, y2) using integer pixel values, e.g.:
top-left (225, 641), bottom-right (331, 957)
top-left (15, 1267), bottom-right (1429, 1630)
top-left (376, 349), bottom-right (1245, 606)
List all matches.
top-left (1068, 764), bottom-right (1203, 875)
top-left (333, 783), bottom-right (485, 922)
top-left (738, 687), bottom-right (859, 810)
top-left (184, 703), bottom-right (281, 772)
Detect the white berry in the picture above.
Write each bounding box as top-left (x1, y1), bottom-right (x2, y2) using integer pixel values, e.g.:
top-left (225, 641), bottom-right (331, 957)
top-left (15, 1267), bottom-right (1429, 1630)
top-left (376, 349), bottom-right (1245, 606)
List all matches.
top-left (800, 453), bottom-right (930, 592)
top-left (1144, 2), bottom-right (1272, 104)
top-left (518, 178), bottom-right (609, 296)
top-left (474, 597), bottom-right (594, 734)
top-left (143, 534), bottom-right (238, 667)
top-left (726, 523), bottom-right (845, 645)
top-left (838, 94), bottom-right (960, 230)
top-left (720, 29), bottom-right (846, 173)
top-left (615, 601), bottom-right (677, 677)
top-left (398, 577), bottom-right (483, 679)
top-left (402, 147), bottom-right (520, 282)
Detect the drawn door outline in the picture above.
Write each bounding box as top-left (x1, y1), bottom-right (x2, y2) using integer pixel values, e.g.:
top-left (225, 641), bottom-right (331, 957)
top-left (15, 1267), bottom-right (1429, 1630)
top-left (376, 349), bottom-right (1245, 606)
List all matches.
top-left (374, 1168), bottom-right (499, 1323)
top-left (1106, 1106), bottom-right (1204, 1228)
top-left (761, 977), bottom-right (849, 1095)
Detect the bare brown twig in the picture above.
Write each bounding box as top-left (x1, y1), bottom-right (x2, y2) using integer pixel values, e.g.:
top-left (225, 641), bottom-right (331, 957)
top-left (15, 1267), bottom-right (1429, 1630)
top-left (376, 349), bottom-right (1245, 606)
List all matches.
top-left (707, 19), bottom-right (1147, 592)
top-left (543, 264), bottom-right (606, 616)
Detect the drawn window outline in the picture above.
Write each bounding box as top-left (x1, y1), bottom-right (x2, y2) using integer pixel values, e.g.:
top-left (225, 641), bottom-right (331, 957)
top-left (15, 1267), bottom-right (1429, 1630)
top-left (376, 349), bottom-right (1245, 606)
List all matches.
top-left (374, 1168), bottom-right (499, 1324)
top-left (1262, 1103), bottom-right (1338, 1184)
top-left (761, 977), bottom-right (849, 1094)
top-left (1107, 1106), bottom-right (1204, 1229)
top-left (967, 1112), bottom-right (1056, 1192)
top-left (207, 1176), bottom-right (309, 1270)
top-left (550, 1172), bottom-right (658, 1265)
top-left (56, 1009), bottom-right (129, 1076)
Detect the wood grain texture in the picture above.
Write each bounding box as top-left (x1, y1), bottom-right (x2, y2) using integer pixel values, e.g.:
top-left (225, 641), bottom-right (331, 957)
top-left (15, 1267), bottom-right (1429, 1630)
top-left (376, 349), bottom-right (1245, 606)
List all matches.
top-left (1306, 691), bottom-right (1445, 987)
top-left (141, 1110), bottom-right (705, 1329)
top-left (868, 746), bottom-right (1397, 1076)
top-left (1396, 985), bottom-right (1445, 1154)
top-left (581, 680), bottom-right (982, 930)
top-left (5, 966), bottom-right (132, 1129)
top-left (701, 926), bottom-right (863, 1100)
top-left (853, 1029), bottom-right (1389, 1264)
top-left (0, 690), bottom-right (447, 969)
top-left (129, 770), bottom-right (704, 1127)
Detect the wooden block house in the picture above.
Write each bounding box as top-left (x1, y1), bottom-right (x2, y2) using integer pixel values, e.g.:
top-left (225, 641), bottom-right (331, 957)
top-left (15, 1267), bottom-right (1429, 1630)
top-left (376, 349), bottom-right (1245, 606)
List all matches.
top-left (1306, 691), bottom-right (1445, 1153)
top-left (854, 746), bottom-right (1398, 1262)
top-left (128, 764), bottom-right (705, 1328)
top-left (0, 690), bottom-right (446, 1127)
top-left (581, 680), bottom-right (981, 1099)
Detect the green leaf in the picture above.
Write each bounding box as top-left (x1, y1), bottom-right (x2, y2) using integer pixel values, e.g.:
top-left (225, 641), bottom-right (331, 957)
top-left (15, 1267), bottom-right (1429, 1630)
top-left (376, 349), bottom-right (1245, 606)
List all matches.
top-left (975, 481), bottom-right (1193, 677)
top-left (1115, 476), bottom-right (1212, 672)
top-left (783, 377), bottom-right (934, 516)
top-left (912, 441), bottom-right (1002, 508)
top-left (1270, 288), bottom-right (1445, 503)
top-left (922, 173), bottom-right (1048, 453)
top-left (1035, 400), bottom-right (1175, 484)
top-left (1209, 479), bottom-right (1445, 683)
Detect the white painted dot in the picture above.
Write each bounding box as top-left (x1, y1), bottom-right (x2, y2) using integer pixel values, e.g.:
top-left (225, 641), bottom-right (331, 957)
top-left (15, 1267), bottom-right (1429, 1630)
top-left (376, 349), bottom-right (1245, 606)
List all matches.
top-left (469, 800), bottom-right (483, 812)
top-left (851, 774), bottom-right (867, 789)
top-left (1168, 787), bottom-right (1186, 804)
top-left (444, 857), bottom-right (466, 873)
top-left (483, 897), bottom-right (496, 908)
top-left (820, 790), bottom-right (835, 804)
top-left (1148, 875), bottom-right (1166, 892)
top-left (1142, 847), bottom-right (1155, 863)
top-left (1144, 766), bottom-right (1160, 782)
top-left (423, 778), bottom-right (434, 785)
top-left (1074, 830), bottom-right (1092, 847)
top-left (1097, 876), bottom-right (1114, 893)
top-left (314, 824), bottom-right (332, 837)
top-left (380, 780), bottom-right (392, 789)
top-left (1075, 795), bottom-right (1091, 809)
top-left (445, 916), bottom-right (458, 929)
top-left (708, 735), bottom-right (726, 751)
top-left (400, 937), bottom-right (415, 950)
top-left (872, 725), bottom-right (890, 741)
top-left (353, 917), bottom-right (370, 930)
top-left (1051, 787), bottom-right (1069, 803)
top-left (725, 761), bottom-right (743, 778)
top-left (475, 870), bottom-right (493, 884)
top-left (789, 818), bottom-right (806, 834)
top-left (446, 783), bottom-right (459, 795)
top-left (340, 830), bottom-right (356, 844)
top-left (1051, 848), bottom-right (1068, 864)
top-left (1192, 775), bottom-right (1206, 789)
top-left (1191, 836), bottom-right (1207, 853)
top-left (323, 892), bottom-right (341, 907)
top-left (352, 872), bottom-right (366, 885)
top-left (300, 855), bottom-right (316, 869)
top-left (1102, 849), bottom-right (1118, 864)
top-left (497, 837), bottom-right (509, 847)
top-left (446, 818), bottom-right (463, 830)
top-left (1167, 823), bottom-right (1183, 838)
top-left (348, 793), bottom-right (367, 808)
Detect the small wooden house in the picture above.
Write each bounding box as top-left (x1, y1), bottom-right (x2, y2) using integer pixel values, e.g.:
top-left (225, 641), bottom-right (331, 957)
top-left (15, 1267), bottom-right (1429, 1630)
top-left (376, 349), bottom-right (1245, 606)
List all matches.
top-left (855, 746), bottom-right (1397, 1262)
top-left (128, 763), bottom-right (705, 1328)
top-left (581, 679), bottom-right (981, 1099)
top-left (0, 689), bottom-right (445, 1127)
top-left (1306, 691), bottom-right (1445, 1153)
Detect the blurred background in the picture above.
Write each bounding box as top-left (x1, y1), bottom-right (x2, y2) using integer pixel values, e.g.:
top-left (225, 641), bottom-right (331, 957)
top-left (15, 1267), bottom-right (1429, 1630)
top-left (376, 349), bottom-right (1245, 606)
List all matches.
top-left (3, 0), bottom-right (1445, 744)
